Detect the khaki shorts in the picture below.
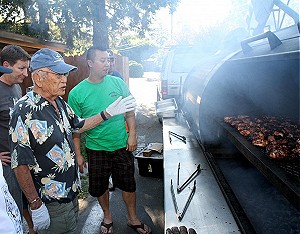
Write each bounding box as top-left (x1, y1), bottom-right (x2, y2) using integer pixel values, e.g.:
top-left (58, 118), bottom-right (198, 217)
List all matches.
top-left (38, 198), bottom-right (79, 234)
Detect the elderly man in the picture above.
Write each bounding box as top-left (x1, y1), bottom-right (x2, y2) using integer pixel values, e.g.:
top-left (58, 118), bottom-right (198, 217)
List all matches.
top-left (8, 48), bottom-right (136, 234)
top-left (0, 65), bottom-right (23, 234)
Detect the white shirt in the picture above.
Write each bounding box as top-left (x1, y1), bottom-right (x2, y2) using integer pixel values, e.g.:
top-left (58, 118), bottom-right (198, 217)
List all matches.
top-left (0, 163), bottom-right (23, 234)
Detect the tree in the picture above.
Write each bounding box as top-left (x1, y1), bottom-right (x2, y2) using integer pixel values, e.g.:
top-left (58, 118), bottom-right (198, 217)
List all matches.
top-left (93, 0), bottom-right (109, 48)
top-left (0, 0), bottom-right (180, 54)
top-left (117, 36), bottom-right (159, 63)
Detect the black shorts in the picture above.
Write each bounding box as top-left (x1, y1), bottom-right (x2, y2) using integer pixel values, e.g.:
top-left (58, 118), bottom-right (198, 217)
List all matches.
top-left (86, 147), bottom-right (136, 197)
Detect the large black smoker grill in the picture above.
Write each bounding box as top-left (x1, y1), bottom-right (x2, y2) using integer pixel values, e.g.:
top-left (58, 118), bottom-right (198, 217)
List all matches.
top-left (181, 16), bottom-right (299, 234)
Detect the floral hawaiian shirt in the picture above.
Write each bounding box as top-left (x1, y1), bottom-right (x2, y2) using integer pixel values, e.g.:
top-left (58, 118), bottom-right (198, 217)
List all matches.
top-left (8, 91), bottom-right (85, 204)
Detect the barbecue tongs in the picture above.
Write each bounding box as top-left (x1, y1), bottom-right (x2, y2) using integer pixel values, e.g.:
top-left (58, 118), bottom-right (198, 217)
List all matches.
top-left (170, 163), bottom-right (200, 221)
top-left (168, 131), bottom-right (186, 144)
top-left (177, 163), bottom-right (201, 192)
top-left (171, 179), bottom-right (196, 221)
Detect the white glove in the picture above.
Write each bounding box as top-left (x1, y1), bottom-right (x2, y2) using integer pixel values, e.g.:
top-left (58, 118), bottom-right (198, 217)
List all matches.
top-left (106, 95), bottom-right (136, 116)
top-left (31, 203), bottom-right (51, 231)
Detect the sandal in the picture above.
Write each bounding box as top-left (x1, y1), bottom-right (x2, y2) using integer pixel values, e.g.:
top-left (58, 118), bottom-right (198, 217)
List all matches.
top-left (100, 221), bottom-right (113, 234)
top-left (127, 222), bottom-right (152, 234)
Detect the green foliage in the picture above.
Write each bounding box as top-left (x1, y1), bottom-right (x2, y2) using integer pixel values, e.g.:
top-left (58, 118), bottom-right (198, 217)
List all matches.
top-left (78, 174), bottom-right (89, 199)
top-left (78, 133), bottom-right (89, 199)
top-left (120, 44), bottom-right (158, 63)
top-left (80, 133), bottom-right (87, 161)
top-left (129, 61), bottom-right (144, 78)
top-left (116, 34), bottom-right (159, 62)
top-left (0, 0), bottom-right (180, 55)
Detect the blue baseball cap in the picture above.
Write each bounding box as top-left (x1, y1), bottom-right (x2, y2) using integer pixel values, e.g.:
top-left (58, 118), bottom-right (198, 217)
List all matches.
top-left (30, 48), bottom-right (77, 74)
top-left (0, 66), bottom-right (13, 74)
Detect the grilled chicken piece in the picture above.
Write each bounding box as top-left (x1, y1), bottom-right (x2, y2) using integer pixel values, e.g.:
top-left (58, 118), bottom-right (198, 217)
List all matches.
top-left (224, 116), bottom-right (236, 124)
top-left (274, 131), bottom-right (284, 138)
top-left (240, 129), bottom-right (252, 136)
top-left (237, 123), bottom-right (249, 131)
top-left (291, 147), bottom-right (299, 155)
top-left (252, 138), bottom-right (268, 147)
top-left (268, 146), bottom-right (289, 159)
top-left (267, 135), bottom-right (276, 142)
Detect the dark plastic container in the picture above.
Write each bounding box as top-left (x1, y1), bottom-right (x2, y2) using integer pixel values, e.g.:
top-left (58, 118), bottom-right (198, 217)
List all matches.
top-left (136, 155), bottom-right (163, 178)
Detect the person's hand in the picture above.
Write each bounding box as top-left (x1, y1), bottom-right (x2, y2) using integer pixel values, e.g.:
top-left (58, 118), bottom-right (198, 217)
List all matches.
top-left (166, 226), bottom-right (197, 234)
top-left (30, 203), bottom-right (50, 231)
top-left (0, 151), bottom-right (11, 166)
top-left (76, 153), bottom-right (86, 173)
top-left (106, 96), bottom-right (136, 117)
top-left (126, 133), bottom-right (137, 152)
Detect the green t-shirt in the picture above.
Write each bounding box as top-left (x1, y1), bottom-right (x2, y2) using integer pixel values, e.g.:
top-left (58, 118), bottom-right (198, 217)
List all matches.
top-left (68, 75), bottom-right (131, 151)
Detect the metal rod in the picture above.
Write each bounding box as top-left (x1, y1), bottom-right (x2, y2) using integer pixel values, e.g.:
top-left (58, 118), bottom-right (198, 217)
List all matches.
top-left (177, 163), bottom-right (180, 188)
top-left (169, 134), bottom-right (186, 144)
top-left (170, 179), bottom-right (181, 219)
top-left (178, 180), bottom-right (196, 221)
top-left (134, 145), bottom-right (148, 156)
top-left (169, 131), bottom-right (186, 141)
top-left (169, 131), bottom-right (186, 140)
top-left (177, 164), bottom-right (201, 193)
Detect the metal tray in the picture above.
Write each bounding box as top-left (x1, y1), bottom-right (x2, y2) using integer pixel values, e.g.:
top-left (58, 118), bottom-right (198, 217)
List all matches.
top-left (155, 98), bottom-right (178, 118)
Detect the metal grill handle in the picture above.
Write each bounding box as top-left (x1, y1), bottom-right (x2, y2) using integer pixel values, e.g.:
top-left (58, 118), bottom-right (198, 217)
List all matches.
top-left (241, 31), bottom-right (282, 53)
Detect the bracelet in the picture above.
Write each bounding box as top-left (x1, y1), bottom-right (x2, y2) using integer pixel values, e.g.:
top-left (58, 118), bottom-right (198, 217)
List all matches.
top-left (30, 197), bottom-right (41, 204)
top-left (100, 111), bottom-right (108, 121)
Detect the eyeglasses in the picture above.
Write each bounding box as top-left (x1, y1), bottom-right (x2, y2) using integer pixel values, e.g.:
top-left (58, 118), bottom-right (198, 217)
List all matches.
top-left (38, 70), bottom-right (69, 79)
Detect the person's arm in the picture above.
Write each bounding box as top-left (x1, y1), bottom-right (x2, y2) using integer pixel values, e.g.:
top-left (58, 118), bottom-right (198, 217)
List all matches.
top-left (73, 133), bottom-right (85, 173)
top-left (14, 165), bottom-right (51, 231)
top-left (77, 95), bottom-right (136, 133)
top-left (77, 111), bottom-right (105, 133)
top-left (125, 110), bottom-right (137, 152)
top-left (14, 165), bottom-right (41, 209)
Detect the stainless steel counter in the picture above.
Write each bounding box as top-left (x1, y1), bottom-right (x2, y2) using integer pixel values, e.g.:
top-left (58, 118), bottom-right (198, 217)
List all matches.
top-left (163, 116), bottom-right (240, 233)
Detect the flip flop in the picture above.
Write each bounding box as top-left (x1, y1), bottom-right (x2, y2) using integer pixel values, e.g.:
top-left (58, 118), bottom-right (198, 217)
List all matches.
top-left (100, 221), bottom-right (113, 234)
top-left (127, 222), bottom-right (152, 234)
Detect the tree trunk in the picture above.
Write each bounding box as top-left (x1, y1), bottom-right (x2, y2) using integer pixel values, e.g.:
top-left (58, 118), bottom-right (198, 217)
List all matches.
top-left (36, 0), bottom-right (49, 39)
top-left (92, 0), bottom-right (109, 48)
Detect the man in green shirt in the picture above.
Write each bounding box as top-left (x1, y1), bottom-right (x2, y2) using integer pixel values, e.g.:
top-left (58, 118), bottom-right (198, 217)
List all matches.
top-left (68, 46), bottom-right (152, 234)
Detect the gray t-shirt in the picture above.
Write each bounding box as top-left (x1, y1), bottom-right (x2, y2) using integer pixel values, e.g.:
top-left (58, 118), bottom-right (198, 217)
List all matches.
top-left (0, 81), bottom-right (22, 213)
top-left (0, 81), bottom-right (21, 152)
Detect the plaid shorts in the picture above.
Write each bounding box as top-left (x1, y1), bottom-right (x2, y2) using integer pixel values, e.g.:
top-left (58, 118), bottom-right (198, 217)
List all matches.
top-left (86, 147), bottom-right (136, 197)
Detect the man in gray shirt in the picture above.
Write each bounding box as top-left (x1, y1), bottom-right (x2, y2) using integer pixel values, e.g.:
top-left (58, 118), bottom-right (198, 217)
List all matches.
top-left (0, 45), bottom-right (32, 232)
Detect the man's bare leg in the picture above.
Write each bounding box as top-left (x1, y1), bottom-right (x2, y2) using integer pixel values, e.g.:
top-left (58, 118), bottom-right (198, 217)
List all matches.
top-left (123, 191), bottom-right (151, 234)
top-left (98, 190), bottom-right (113, 233)
top-left (122, 191), bottom-right (139, 223)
